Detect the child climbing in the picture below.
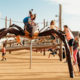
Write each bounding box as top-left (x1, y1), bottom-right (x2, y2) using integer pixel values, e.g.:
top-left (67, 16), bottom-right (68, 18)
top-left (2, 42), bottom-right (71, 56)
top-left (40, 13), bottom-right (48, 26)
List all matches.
top-left (23, 9), bottom-right (36, 37)
top-left (63, 25), bottom-right (74, 57)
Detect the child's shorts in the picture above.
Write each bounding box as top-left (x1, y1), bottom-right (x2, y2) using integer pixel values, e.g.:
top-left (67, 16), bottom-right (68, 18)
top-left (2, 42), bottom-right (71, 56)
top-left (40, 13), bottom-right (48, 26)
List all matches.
top-left (68, 39), bottom-right (74, 47)
top-left (2, 53), bottom-right (6, 56)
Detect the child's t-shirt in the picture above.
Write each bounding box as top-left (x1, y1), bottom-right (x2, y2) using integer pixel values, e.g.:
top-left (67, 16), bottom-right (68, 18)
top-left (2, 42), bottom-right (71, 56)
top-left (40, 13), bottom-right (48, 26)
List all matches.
top-left (2, 47), bottom-right (6, 53)
top-left (73, 40), bottom-right (78, 50)
top-left (23, 17), bottom-right (31, 23)
top-left (50, 25), bottom-right (58, 30)
top-left (16, 35), bottom-right (21, 43)
top-left (65, 28), bottom-right (74, 41)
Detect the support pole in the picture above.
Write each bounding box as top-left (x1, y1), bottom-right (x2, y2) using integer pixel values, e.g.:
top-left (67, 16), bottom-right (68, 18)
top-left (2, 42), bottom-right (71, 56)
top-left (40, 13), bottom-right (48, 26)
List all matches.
top-left (43, 19), bottom-right (46, 28)
top-left (5, 16), bottom-right (7, 28)
top-left (9, 43), bottom-right (11, 54)
top-left (9, 18), bottom-right (12, 54)
top-left (43, 49), bottom-right (46, 56)
top-left (9, 18), bottom-right (12, 26)
top-left (30, 40), bottom-right (32, 69)
top-left (59, 4), bottom-right (63, 61)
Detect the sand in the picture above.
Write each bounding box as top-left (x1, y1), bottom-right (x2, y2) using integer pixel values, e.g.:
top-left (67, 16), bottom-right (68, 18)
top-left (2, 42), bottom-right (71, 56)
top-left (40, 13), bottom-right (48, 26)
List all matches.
top-left (0, 50), bottom-right (80, 80)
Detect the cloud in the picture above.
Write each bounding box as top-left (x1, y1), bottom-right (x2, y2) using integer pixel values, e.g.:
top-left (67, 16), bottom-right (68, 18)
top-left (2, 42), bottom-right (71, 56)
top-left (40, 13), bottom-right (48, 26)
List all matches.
top-left (48, 0), bottom-right (80, 15)
top-left (49, 0), bottom-right (63, 4)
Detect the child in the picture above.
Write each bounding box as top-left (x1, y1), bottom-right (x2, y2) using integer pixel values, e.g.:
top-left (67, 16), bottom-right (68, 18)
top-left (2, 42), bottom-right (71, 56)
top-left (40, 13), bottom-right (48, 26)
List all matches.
top-left (64, 25), bottom-right (74, 57)
top-left (48, 48), bottom-right (57, 58)
top-left (50, 20), bottom-right (59, 30)
top-left (16, 35), bottom-right (22, 45)
top-left (73, 37), bottom-right (79, 64)
top-left (63, 48), bottom-right (66, 59)
top-left (50, 20), bottom-right (59, 40)
top-left (23, 9), bottom-right (36, 37)
top-left (1, 43), bottom-right (6, 61)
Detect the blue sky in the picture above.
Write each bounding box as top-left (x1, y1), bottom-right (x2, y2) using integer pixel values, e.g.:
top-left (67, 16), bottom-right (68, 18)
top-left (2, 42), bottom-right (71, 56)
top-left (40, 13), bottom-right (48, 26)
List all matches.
top-left (0, 0), bottom-right (80, 31)
top-left (0, 0), bottom-right (58, 29)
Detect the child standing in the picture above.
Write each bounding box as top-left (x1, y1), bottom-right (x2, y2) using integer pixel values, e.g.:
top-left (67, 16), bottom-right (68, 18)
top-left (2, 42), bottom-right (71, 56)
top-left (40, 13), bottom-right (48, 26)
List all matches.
top-left (1, 43), bottom-right (6, 61)
top-left (73, 37), bottom-right (79, 64)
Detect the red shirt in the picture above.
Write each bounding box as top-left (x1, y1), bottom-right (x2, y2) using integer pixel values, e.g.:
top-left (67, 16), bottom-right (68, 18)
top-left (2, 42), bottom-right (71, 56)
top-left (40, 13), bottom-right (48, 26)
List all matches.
top-left (2, 47), bottom-right (6, 53)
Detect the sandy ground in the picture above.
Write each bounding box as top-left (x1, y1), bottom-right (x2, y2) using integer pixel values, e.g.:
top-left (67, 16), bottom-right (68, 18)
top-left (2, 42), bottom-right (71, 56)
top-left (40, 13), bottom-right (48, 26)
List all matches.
top-left (0, 50), bottom-right (80, 80)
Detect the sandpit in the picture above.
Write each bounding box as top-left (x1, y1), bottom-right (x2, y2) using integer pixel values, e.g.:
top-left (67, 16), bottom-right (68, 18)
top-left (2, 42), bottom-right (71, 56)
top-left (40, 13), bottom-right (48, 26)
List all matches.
top-left (0, 50), bottom-right (80, 80)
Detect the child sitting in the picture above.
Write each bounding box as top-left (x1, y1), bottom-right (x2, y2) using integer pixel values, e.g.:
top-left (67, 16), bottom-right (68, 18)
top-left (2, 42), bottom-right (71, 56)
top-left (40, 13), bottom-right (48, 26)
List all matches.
top-left (50, 20), bottom-right (59, 40)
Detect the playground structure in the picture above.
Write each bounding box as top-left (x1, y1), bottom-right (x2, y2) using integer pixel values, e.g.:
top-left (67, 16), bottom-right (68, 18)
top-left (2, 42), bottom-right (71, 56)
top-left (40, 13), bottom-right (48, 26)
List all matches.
top-left (0, 26), bottom-right (75, 78)
top-left (0, 8), bottom-right (80, 78)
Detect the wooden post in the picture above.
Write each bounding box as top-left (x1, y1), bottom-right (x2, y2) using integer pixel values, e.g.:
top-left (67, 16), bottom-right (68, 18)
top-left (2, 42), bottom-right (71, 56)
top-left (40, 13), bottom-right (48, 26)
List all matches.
top-left (8, 18), bottom-right (12, 54)
top-left (43, 19), bottom-right (46, 28)
top-left (46, 21), bottom-right (48, 26)
top-left (5, 16), bottom-right (7, 28)
top-left (9, 18), bottom-right (12, 26)
top-left (59, 4), bottom-right (63, 61)
top-left (43, 49), bottom-right (46, 56)
top-left (9, 43), bottom-right (11, 54)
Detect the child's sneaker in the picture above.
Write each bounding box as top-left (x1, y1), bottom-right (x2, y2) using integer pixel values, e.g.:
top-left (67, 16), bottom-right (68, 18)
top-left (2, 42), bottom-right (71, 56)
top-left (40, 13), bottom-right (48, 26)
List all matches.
top-left (5, 58), bottom-right (6, 60)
